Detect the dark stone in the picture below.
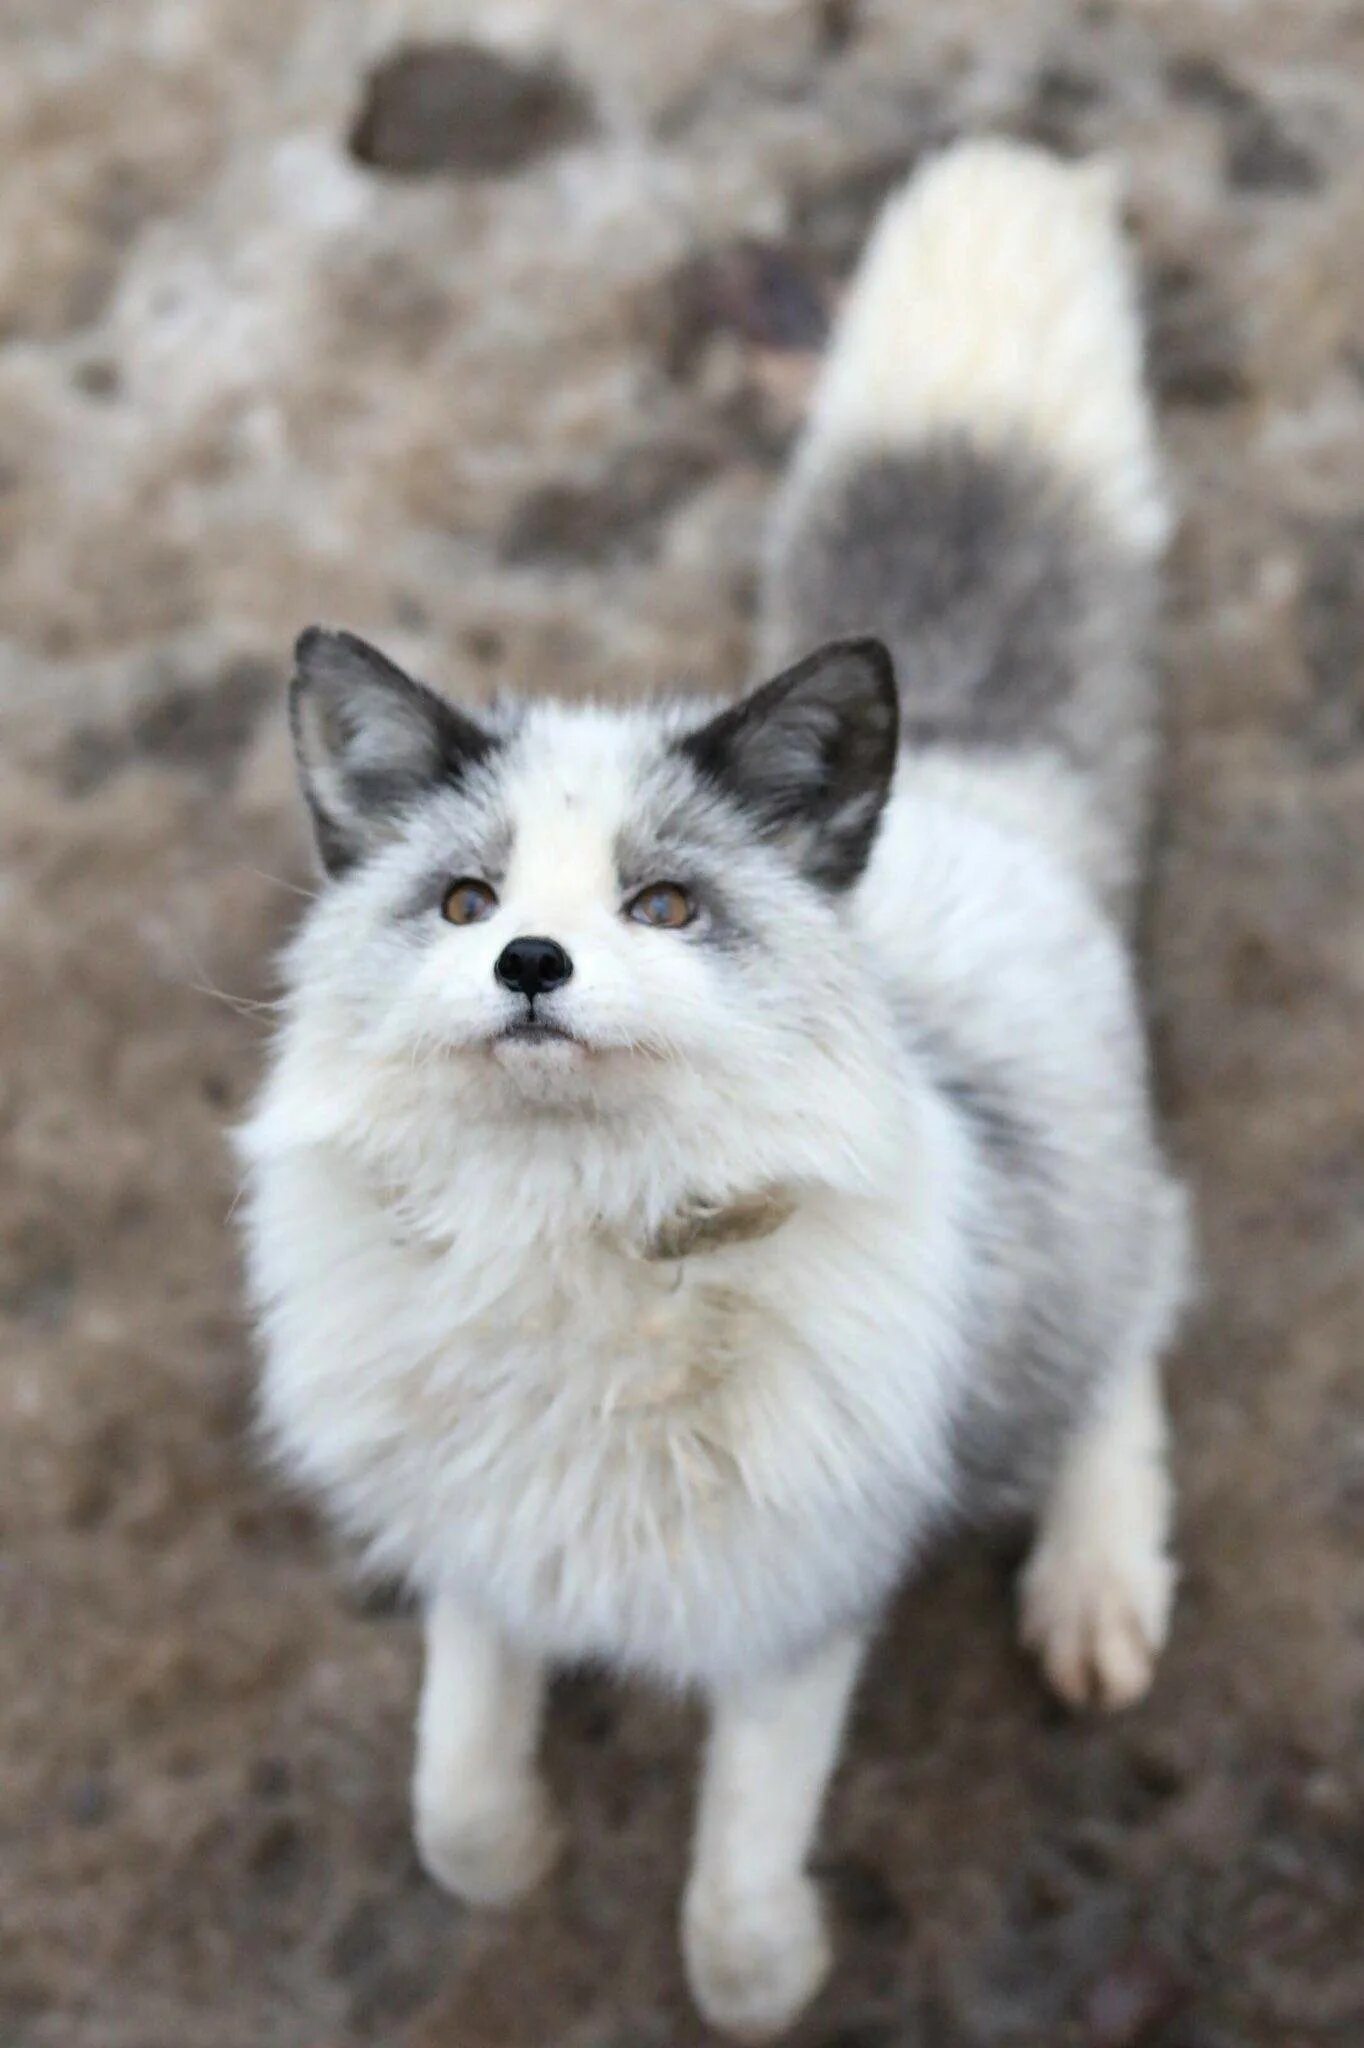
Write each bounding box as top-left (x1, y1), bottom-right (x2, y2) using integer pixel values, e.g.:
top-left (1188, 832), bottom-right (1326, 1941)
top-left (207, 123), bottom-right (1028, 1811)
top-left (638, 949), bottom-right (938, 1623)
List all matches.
top-left (814, 0), bottom-right (861, 55)
top-left (1164, 55), bottom-right (1253, 115)
top-left (1298, 517), bottom-right (1364, 760)
top-left (59, 655), bottom-right (274, 794)
top-left (350, 40), bottom-right (593, 178)
top-left (1145, 259), bottom-right (1248, 411)
top-left (501, 438), bottom-right (722, 566)
top-left (819, 1854), bottom-right (907, 1937)
top-left (72, 358), bottom-right (120, 399)
top-left (1019, 63), bottom-right (1105, 155)
top-left (662, 240), bottom-right (830, 377)
top-left (1124, 1732), bottom-right (1193, 1800)
top-left (1163, 56), bottom-right (1320, 193)
top-left (1225, 104), bottom-right (1320, 194)
top-left (1063, 1819), bottom-right (1127, 1878)
top-left (130, 656), bottom-right (274, 779)
top-left (58, 727), bottom-right (125, 796)
top-left (245, 1813), bottom-right (303, 1891)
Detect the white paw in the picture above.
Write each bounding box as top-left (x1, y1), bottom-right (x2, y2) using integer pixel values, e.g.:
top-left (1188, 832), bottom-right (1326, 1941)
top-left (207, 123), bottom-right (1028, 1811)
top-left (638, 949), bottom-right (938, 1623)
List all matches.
top-left (413, 1776), bottom-right (563, 1907)
top-left (1020, 1522), bottom-right (1174, 1712)
top-left (683, 1875), bottom-right (830, 2041)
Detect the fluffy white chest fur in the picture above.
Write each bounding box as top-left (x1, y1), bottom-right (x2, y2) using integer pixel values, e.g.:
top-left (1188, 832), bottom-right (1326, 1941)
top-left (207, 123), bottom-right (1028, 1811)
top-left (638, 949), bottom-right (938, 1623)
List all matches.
top-left (247, 1108), bottom-right (967, 1686)
top-left (241, 140), bottom-right (1189, 2041)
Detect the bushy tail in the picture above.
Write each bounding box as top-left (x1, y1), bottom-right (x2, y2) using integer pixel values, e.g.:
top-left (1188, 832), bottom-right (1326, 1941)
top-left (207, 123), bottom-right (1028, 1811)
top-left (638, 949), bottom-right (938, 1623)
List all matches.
top-left (786, 138), bottom-right (1168, 557)
top-left (761, 139), bottom-right (1169, 913)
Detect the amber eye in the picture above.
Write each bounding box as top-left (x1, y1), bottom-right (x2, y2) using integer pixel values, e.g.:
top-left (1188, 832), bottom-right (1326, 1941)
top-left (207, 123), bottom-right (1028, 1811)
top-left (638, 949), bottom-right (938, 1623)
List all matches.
top-left (627, 882), bottom-right (694, 930)
top-left (441, 878), bottom-right (498, 926)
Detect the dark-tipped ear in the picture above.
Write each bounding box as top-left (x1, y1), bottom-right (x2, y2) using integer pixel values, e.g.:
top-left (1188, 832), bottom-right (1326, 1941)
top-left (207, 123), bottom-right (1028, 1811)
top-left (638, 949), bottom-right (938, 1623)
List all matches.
top-left (289, 628), bottom-right (497, 875)
top-left (678, 637), bottom-right (899, 889)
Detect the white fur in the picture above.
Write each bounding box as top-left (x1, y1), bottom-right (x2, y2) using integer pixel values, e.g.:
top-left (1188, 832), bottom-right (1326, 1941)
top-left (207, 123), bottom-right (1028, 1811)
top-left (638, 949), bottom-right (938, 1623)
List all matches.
top-left (1020, 1346), bottom-right (1175, 1711)
top-left (782, 139), bottom-right (1170, 559)
top-left (240, 140), bottom-right (1187, 2039)
top-left (684, 1634), bottom-right (863, 2037)
top-left (413, 1596), bottom-right (562, 1904)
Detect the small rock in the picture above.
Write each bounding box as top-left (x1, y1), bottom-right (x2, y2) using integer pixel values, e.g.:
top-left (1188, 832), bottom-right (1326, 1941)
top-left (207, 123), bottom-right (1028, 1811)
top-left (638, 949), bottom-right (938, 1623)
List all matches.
top-left (662, 241), bottom-right (829, 378)
top-left (247, 1813), bottom-right (303, 1890)
top-left (1064, 1819), bottom-right (1126, 1878)
top-left (1145, 259), bottom-right (1248, 411)
top-left (1225, 104), bottom-right (1320, 194)
top-left (814, 0), bottom-right (861, 55)
top-left (130, 657), bottom-right (274, 782)
top-left (59, 656), bottom-right (273, 795)
top-left (1298, 517), bottom-right (1364, 760)
top-left (350, 41), bottom-right (593, 178)
top-left (817, 1854), bottom-right (907, 1937)
top-left (1163, 57), bottom-right (1319, 194)
top-left (72, 357), bottom-right (120, 399)
top-left (1020, 63), bottom-right (1105, 155)
top-left (1164, 54), bottom-right (1252, 115)
top-left (1125, 1731), bottom-right (1192, 1799)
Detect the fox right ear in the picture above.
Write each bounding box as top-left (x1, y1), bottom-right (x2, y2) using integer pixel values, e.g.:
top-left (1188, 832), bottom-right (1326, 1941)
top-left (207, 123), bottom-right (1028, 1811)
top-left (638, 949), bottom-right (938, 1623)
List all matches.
top-left (290, 628), bottom-right (497, 875)
top-left (678, 637), bottom-right (899, 890)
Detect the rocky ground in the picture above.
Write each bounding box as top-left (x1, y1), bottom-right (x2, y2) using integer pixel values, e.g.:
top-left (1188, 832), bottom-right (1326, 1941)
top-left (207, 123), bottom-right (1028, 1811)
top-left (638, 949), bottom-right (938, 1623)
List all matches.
top-left (3, 2), bottom-right (1364, 2043)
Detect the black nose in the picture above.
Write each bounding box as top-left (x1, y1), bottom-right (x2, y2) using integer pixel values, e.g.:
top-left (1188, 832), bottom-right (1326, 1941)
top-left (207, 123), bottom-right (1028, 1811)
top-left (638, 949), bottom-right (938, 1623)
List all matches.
top-left (494, 935), bottom-right (573, 999)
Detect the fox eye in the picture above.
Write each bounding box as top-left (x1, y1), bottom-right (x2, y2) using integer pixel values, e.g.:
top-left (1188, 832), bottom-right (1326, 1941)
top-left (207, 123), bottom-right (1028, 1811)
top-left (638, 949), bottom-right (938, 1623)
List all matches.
top-left (627, 882), bottom-right (694, 930)
top-left (442, 878), bottom-right (498, 926)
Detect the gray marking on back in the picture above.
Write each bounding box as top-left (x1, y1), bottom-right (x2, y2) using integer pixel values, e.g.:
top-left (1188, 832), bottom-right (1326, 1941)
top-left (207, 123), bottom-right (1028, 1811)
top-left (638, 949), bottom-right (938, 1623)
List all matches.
top-left (764, 439), bottom-right (1162, 900)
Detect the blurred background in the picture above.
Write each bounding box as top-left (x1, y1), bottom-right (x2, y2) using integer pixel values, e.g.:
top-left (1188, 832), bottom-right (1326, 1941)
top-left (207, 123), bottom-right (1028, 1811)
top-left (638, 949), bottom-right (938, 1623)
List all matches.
top-left (4, 3), bottom-right (1364, 2044)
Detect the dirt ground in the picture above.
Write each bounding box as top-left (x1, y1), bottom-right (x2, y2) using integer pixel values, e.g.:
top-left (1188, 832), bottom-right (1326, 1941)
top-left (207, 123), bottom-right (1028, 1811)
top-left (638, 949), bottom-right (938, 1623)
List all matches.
top-left (4, 3), bottom-right (1364, 2044)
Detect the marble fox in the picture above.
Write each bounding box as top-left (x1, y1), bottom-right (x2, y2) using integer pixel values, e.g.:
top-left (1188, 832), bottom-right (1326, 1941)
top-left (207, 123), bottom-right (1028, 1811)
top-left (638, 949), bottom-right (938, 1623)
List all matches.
top-left (240, 138), bottom-right (1190, 2040)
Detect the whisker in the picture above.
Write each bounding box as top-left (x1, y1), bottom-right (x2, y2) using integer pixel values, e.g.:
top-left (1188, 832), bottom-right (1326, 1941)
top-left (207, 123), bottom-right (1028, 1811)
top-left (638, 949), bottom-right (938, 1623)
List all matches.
top-left (238, 864), bottom-right (318, 903)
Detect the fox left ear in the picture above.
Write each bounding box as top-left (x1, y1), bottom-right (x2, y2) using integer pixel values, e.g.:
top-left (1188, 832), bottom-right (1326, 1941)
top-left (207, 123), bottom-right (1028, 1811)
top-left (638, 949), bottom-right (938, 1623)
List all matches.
top-left (678, 637), bottom-right (899, 888)
top-left (289, 628), bottom-right (497, 875)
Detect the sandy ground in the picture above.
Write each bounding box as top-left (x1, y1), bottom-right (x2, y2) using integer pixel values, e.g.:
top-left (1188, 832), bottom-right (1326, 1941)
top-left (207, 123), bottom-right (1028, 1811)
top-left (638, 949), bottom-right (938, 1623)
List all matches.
top-left (4, 3), bottom-right (1364, 2044)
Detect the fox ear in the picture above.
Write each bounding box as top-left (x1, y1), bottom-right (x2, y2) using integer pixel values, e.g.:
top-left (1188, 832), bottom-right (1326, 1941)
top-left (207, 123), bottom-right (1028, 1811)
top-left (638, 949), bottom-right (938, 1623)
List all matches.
top-left (678, 637), bottom-right (899, 888)
top-left (289, 628), bottom-right (497, 875)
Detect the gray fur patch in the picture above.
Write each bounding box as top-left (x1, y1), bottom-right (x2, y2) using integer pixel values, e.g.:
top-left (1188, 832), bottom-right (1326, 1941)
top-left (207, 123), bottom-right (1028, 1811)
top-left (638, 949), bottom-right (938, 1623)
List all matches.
top-left (400, 817), bottom-right (515, 917)
top-left (613, 814), bottom-right (758, 951)
top-left (903, 1013), bottom-right (1135, 1516)
top-left (765, 440), bottom-right (1160, 895)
